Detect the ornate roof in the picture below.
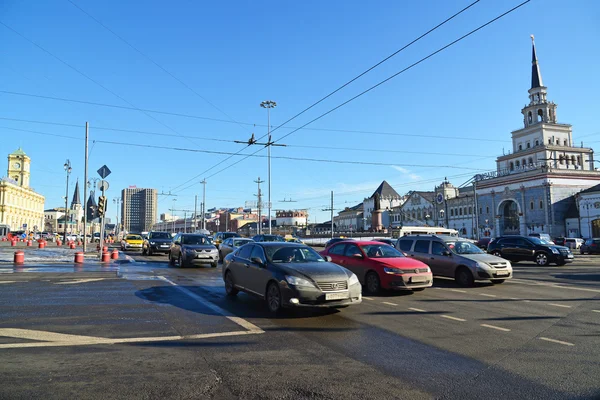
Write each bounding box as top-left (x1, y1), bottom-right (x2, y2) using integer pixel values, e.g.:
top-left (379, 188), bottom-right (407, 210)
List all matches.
top-left (531, 35), bottom-right (543, 89)
top-left (370, 181), bottom-right (401, 199)
top-left (10, 147), bottom-right (27, 156)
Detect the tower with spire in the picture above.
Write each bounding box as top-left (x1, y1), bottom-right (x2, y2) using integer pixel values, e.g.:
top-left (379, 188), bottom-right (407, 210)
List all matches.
top-left (70, 179), bottom-right (84, 233)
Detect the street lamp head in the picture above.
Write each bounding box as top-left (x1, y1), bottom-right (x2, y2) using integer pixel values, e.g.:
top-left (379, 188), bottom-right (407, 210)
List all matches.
top-left (260, 100), bottom-right (277, 109)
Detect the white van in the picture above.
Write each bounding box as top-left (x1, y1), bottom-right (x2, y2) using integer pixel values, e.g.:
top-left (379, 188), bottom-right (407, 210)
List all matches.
top-left (396, 226), bottom-right (459, 238)
top-left (565, 238), bottom-right (584, 250)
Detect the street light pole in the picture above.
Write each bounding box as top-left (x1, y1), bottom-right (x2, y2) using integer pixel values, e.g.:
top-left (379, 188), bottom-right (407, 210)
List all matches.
top-left (260, 100), bottom-right (277, 234)
top-left (63, 159), bottom-right (72, 242)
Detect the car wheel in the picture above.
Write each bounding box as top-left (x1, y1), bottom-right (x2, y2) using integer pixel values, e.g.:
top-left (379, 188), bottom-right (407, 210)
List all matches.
top-left (455, 267), bottom-right (474, 287)
top-left (178, 254), bottom-right (185, 268)
top-left (211, 261), bottom-right (218, 268)
top-left (168, 253), bottom-right (175, 266)
top-left (224, 272), bottom-right (238, 296)
top-left (580, 249), bottom-right (585, 255)
top-left (148, 247), bottom-right (153, 256)
top-left (365, 272), bottom-right (381, 294)
top-left (535, 252), bottom-right (549, 266)
top-left (492, 250), bottom-right (502, 258)
top-left (490, 279), bottom-right (505, 284)
top-left (266, 282), bottom-right (282, 314)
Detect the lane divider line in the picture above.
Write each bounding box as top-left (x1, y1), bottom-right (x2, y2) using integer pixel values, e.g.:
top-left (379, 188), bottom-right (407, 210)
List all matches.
top-left (449, 289), bottom-right (467, 293)
top-left (478, 293), bottom-right (497, 298)
top-left (158, 276), bottom-right (264, 334)
top-left (592, 310), bottom-right (600, 313)
top-left (0, 281), bottom-right (17, 284)
top-left (510, 278), bottom-right (600, 294)
top-left (382, 302), bottom-right (398, 306)
top-left (481, 324), bottom-right (511, 332)
top-left (539, 337), bottom-right (575, 346)
top-left (440, 315), bottom-right (466, 322)
top-left (547, 303), bottom-right (572, 308)
top-left (408, 307), bottom-right (426, 312)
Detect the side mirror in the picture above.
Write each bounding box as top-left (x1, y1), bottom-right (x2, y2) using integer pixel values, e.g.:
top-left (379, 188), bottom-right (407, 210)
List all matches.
top-left (325, 255), bottom-right (332, 262)
top-left (442, 250), bottom-right (452, 257)
top-left (250, 257), bottom-right (264, 266)
top-left (352, 253), bottom-right (363, 259)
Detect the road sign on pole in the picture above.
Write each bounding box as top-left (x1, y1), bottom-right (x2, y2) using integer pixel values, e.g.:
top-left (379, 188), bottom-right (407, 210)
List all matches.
top-left (98, 180), bottom-right (110, 192)
top-left (97, 165), bottom-right (112, 179)
top-left (215, 219), bottom-right (220, 226)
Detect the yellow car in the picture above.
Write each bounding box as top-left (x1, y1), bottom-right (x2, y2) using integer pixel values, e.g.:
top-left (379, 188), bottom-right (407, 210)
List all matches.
top-left (121, 234), bottom-right (144, 251)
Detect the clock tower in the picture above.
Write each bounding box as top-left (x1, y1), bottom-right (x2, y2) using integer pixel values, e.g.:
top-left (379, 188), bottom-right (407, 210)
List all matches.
top-left (7, 147), bottom-right (31, 188)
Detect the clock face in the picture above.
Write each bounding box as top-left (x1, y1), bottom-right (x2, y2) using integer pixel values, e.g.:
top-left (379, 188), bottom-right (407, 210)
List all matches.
top-left (436, 193), bottom-right (444, 205)
top-left (13, 162), bottom-right (21, 169)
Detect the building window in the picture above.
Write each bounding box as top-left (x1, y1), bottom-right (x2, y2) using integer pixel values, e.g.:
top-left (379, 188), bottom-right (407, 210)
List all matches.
top-left (548, 138), bottom-right (552, 144)
top-left (571, 155), bottom-right (576, 165)
top-left (528, 157), bottom-right (533, 165)
top-left (537, 109), bottom-right (543, 122)
top-left (564, 140), bottom-right (568, 146)
top-left (516, 160), bottom-right (520, 168)
top-left (509, 162), bottom-right (514, 171)
top-left (540, 200), bottom-right (543, 209)
top-left (479, 207), bottom-right (483, 214)
top-left (527, 142), bottom-right (531, 149)
top-left (577, 156), bottom-right (582, 165)
top-left (535, 139), bottom-right (539, 146)
top-left (522, 159), bottom-right (527, 167)
top-left (556, 139), bottom-right (560, 145)
top-left (459, 208), bottom-right (463, 216)
top-left (559, 155), bottom-right (564, 165)
top-left (450, 209), bottom-right (454, 217)
top-left (468, 207), bottom-right (472, 214)
top-left (530, 201), bottom-right (534, 210)
top-left (518, 144), bottom-right (522, 151)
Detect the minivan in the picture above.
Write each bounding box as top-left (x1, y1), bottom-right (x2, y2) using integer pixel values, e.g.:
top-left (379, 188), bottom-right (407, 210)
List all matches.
top-left (397, 235), bottom-right (512, 286)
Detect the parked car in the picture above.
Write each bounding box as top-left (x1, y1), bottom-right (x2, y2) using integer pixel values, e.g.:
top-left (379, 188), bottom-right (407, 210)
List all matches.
top-left (488, 235), bottom-right (573, 266)
top-left (397, 235), bottom-right (512, 286)
top-left (580, 238), bottom-right (600, 255)
top-left (554, 237), bottom-right (566, 246)
top-left (169, 233), bottom-right (218, 268)
top-left (564, 238), bottom-right (585, 250)
top-left (372, 238), bottom-right (396, 246)
top-left (252, 234), bottom-right (285, 242)
top-left (222, 242), bottom-right (362, 313)
top-left (324, 237), bottom-right (354, 248)
top-left (321, 240), bottom-right (432, 294)
top-left (218, 237), bottom-right (254, 261)
top-left (121, 234), bottom-right (144, 251)
top-left (213, 232), bottom-right (240, 246)
top-left (528, 232), bottom-right (554, 244)
top-left (475, 237), bottom-right (491, 250)
top-left (142, 231), bottom-right (173, 255)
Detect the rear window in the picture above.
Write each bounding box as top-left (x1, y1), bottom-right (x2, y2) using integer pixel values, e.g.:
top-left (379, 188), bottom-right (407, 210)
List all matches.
top-left (398, 239), bottom-right (414, 252)
top-left (414, 240), bottom-right (430, 253)
top-left (223, 233), bottom-right (239, 239)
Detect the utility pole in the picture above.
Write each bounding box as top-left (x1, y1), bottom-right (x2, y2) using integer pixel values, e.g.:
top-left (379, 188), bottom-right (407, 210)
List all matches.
top-left (322, 191), bottom-right (336, 239)
top-left (254, 177), bottom-right (264, 235)
top-left (201, 179), bottom-right (206, 230)
top-left (63, 159), bottom-right (72, 243)
top-left (83, 122), bottom-right (88, 252)
top-left (194, 195), bottom-right (198, 233)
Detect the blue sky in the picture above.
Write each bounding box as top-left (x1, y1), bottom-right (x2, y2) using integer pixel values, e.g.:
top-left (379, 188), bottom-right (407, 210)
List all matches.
top-left (1, 0), bottom-right (599, 222)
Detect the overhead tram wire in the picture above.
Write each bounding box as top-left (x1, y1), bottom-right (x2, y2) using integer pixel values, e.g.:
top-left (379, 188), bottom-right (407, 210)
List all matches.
top-left (177, 0), bottom-right (532, 184)
top-left (167, 0), bottom-right (483, 191)
top-left (0, 21), bottom-right (202, 150)
top-left (66, 0), bottom-right (251, 135)
top-left (252, 0), bottom-right (482, 142)
top-left (0, 115), bottom-right (509, 143)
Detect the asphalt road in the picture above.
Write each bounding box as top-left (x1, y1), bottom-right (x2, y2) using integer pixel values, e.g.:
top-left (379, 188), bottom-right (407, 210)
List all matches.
top-left (1, 252), bottom-right (599, 399)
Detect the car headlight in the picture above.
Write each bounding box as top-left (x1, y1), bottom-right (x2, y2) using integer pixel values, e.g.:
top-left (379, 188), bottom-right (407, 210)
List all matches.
top-left (383, 267), bottom-right (406, 275)
top-left (150, 241), bottom-right (155, 245)
top-left (348, 273), bottom-right (359, 286)
top-left (551, 247), bottom-right (560, 254)
top-left (285, 275), bottom-right (315, 287)
top-left (210, 248), bottom-right (218, 253)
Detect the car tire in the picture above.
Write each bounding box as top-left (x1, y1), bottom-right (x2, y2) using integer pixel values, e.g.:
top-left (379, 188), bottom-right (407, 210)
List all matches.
top-left (211, 262), bottom-right (218, 268)
top-left (224, 272), bottom-right (238, 296)
top-left (455, 267), bottom-right (474, 287)
top-left (365, 272), bottom-right (381, 294)
top-left (219, 251), bottom-right (223, 263)
top-left (580, 249), bottom-right (585, 255)
top-left (148, 247), bottom-right (153, 256)
top-left (178, 254), bottom-right (185, 268)
top-left (535, 252), bottom-right (549, 266)
top-left (492, 250), bottom-right (502, 258)
top-left (266, 282), bottom-right (282, 314)
top-left (490, 279), bottom-right (505, 284)
top-left (168, 253), bottom-right (175, 267)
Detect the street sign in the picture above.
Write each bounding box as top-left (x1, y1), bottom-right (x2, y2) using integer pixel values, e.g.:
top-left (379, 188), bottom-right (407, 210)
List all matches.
top-left (98, 180), bottom-right (110, 191)
top-left (97, 165), bottom-right (112, 179)
top-left (22, 223), bottom-right (27, 228)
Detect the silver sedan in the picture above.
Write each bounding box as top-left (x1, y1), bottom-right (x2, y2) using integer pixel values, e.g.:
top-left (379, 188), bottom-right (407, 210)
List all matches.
top-left (219, 237), bottom-right (254, 262)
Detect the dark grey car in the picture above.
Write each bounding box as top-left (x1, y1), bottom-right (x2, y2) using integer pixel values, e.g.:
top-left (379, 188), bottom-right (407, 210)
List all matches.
top-left (222, 242), bottom-right (362, 313)
top-left (169, 233), bottom-right (218, 268)
top-left (143, 231), bottom-right (173, 255)
top-left (219, 237), bottom-right (253, 262)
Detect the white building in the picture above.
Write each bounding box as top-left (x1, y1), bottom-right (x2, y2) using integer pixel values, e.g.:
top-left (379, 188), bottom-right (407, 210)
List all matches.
top-left (275, 209), bottom-right (308, 227)
top-left (391, 191), bottom-right (434, 228)
top-left (363, 181), bottom-right (404, 230)
top-left (577, 184), bottom-right (600, 238)
top-left (333, 203), bottom-right (364, 232)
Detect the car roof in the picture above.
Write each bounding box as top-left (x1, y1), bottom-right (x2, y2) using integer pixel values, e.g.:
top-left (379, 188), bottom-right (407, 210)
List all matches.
top-left (257, 242), bottom-right (305, 247)
top-left (332, 240), bottom-right (389, 245)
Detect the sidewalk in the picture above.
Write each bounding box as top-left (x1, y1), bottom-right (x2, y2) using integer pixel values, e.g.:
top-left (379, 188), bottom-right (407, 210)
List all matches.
top-left (0, 245), bottom-right (133, 265)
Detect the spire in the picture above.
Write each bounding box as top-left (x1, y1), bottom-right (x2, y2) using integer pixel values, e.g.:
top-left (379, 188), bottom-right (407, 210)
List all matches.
top-left (71, 179), bottom-right (81, 207)
top-left (530, 35), bottom-right (543, 89)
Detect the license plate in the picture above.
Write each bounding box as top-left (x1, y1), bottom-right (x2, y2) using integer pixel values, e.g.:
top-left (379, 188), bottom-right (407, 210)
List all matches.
top-left (496, 271), bottom-right (510, 276)
top-left (160, 245), bottom-right (169, 248)
top-left (567, 254), bottom-right (574, 258)
top-left (325, 292), bottom-right (349, 300)
top-left (411, 276), bottom-right (428, 283)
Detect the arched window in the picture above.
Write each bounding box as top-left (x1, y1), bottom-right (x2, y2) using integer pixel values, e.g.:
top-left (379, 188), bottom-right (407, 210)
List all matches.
top-left (468, 207), bottom-right (472, 214)
top-left (522, 159), bottom-right (527, 167)
top-left (571, 155), bottom-right (576, 165)
top-left (556, 139), bottom-right (560, 145)
top-left (559, 155), bottom-right (564, 165)
top-left (459, 208), bottom-right (463, 216)
top-left (417, 210), bottom-right (422, 220)
top-left (548, 138), bottom-right (552, 144)
top-left (509, 162), bottom-right (514, 171)
top-left (528, 111), bottom-right (533, 124)
top-left (530, 201), bottom-right (534, 210)
top-left (535, 139), bottom-right (539, 146)
top-left (516, 160), bottom-right (520, 168)
top-left (527, 142), bottom-right (531, 149)
top-left (539, 200), bottom-right (543, 209)
top-left (486, 206), bottom-right (490, 214)
top-left (518, 144), bottom-right (523, 151)
top-left (450, 209), bottom-right (454, 217)
top-left (564, 140), bottom-right (568, 146)
top-left (479, 207), bottom-right (483, 214)
top-left (537, 109), bottom-right (544, 122)
top-left (464, 207), bottom-right (468, 215)
top-left (528, 157), bottom-right (533, 165)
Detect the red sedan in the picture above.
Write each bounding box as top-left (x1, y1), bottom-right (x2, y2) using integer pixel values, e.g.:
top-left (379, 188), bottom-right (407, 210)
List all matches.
top-left (321, 240), bottom-right (432, 294)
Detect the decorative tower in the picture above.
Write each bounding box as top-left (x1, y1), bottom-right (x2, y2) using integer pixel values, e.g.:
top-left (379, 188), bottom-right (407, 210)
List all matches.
top-left (7, 148), bottom-right (31, 188)
top-left (71, 179), bottom-right (83, 232)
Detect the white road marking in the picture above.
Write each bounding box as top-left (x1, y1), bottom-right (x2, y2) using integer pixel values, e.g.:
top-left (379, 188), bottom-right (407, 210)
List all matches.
top-left (55, 278), bottom-right (109, 285)
top-left (157, 276), bottom-right (263, 334)
top-left (0, 281), bottom-right (17, 284)
top-left (0, 328), bottom-right (260, 349)
top-left (510, 278), bottom-right (600, 294)
top-left (547, 303), bottom-right (572, 308)
top-left (478, 293), bottom-right (497, 298)
top-left (539, 337), bottom-right (574, 346)
top-left (592, 310), bottom-right (600, 313)
top-left (481, 324), bottom-right (511, 332)
top-left (382, 302), bottom-right (398, 306)
top-left (408, 307), bottom-right (426, 312)
top-left (508, 297), bottom-right (521, 300)
top-left (440, 315), bottom-right (466, 322)
top-left (449, 289), bottom-right (467, 293)
top-left (363, 297), bottom-right (374, 300)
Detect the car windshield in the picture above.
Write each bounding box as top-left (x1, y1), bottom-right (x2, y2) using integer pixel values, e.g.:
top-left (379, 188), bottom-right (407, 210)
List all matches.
top-left (126, 235), bottom-right (142, 241)
top-left (223, 233), bottom-right (239, 239)
top-left (263, 235), bottom-right (285, 242)
top-left (233, 239), bottom-right (251, 246)
top-left (266, 246), bottom-right (325, 263)
top-left (150, 232), bottom-right (171, 239)
top-left (360, 244), bottom-right (404, 258)
top-left (182, 235), bottom-right (211, 245)
top-left (529, 237), bottom-right (553, 245)
top-left (446, 241), bottom-right (484, 254)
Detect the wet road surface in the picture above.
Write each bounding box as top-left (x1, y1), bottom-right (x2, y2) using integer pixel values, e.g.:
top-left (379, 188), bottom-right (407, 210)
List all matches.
top-left (1, 252), bottom-right (599, 399)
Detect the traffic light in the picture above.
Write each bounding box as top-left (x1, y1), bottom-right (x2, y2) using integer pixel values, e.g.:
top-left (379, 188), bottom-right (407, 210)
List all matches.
top-left (98, 196), bottom-right (107, 216)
